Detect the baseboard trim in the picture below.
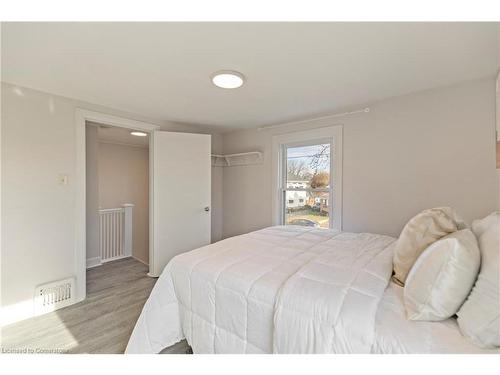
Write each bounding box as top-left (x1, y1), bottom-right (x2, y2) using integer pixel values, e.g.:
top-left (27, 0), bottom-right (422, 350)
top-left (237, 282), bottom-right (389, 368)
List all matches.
top-left (86, 257), bottom-right (102, 269)
top-left (132, 256), bottom-right (149, 266)
top-left (101, 255), bottom-right (131, 264)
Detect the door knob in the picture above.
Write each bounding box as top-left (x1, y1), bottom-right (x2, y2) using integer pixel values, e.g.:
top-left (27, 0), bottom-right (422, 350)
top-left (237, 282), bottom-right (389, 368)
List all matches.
top-left (204, 206), bottom-right (210, 212)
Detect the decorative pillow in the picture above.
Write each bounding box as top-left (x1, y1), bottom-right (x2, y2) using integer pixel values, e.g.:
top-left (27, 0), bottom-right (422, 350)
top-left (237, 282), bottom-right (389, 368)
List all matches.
top-left (393, 207), bottom-right (466, 285)
top-left (404, 229), bottom-right (480, 321)
top-left (457, 212), bottom-right (500, 348)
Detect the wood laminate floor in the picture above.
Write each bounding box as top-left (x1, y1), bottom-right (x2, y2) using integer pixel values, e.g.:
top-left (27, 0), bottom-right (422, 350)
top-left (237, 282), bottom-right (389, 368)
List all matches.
top-left (1, 257), bottom-right (188, 354)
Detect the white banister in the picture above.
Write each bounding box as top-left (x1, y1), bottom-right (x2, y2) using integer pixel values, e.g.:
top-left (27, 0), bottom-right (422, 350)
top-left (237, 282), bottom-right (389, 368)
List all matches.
top-left (123, 203), bottom-right (134, 257)
top-left (98, 203), bottom-right (134, 263)
top-left (99, 208), bottom-right (124, 213)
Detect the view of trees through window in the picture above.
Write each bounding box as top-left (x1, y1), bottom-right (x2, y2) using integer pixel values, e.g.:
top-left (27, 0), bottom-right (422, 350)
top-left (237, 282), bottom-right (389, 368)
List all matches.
top-left (284, 142), bottom-right (331, 228)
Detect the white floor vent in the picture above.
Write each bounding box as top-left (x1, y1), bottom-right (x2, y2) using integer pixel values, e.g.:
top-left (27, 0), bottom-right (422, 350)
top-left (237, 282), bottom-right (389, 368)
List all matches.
top-left (34, 277), bottom-right (75, 315)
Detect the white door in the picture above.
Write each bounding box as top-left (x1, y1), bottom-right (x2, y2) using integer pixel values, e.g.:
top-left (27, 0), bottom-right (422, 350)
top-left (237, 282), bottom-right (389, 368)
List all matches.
top-left (150, 131), bottom-right (211, 277)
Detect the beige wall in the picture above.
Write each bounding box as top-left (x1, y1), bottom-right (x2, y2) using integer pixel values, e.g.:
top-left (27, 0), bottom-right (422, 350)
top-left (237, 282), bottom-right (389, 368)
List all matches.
top-left (222, 78), bottom-right (498, 239)
top-left (98, 142), bottom-right (149, 264)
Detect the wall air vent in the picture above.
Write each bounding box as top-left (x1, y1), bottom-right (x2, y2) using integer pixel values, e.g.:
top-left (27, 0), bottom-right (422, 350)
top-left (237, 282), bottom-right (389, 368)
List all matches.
top-left (34, 277), bottom-right (76, 315)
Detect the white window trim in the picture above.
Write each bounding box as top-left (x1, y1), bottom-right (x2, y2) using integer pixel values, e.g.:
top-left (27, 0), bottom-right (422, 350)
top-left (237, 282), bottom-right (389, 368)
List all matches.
top-left (271, 125), bottom-right (343, 230)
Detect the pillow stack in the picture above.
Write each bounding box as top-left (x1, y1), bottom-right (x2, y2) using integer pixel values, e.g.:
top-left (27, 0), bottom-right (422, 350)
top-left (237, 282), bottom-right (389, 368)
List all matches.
top-left (393, 208), bottom-right (499, 349)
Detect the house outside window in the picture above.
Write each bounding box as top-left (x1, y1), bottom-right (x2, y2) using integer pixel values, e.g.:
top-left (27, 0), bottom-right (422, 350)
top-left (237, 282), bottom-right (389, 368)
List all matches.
top-left (272, 126), bottom-right (343, 230)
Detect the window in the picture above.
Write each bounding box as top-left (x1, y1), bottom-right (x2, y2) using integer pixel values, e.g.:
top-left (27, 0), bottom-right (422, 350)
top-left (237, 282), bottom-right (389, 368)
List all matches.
top-left (282, 142), bottom-right (331, 228)
top-left (272, 126), bottom-right (342, 230)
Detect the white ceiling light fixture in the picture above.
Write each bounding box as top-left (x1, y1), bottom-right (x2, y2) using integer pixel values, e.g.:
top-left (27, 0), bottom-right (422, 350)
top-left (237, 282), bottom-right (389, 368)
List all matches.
top-left (211, 70), bottom-right (245, 89)
top-left (130, 131), bottom-right (148, 137)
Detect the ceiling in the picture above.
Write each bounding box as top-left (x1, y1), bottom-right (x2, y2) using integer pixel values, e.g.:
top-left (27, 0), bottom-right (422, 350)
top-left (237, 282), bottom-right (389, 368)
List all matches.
top-left (2, 22), bottom-right (499, 132)
top-left (89, 122), bottom-right (149, 148)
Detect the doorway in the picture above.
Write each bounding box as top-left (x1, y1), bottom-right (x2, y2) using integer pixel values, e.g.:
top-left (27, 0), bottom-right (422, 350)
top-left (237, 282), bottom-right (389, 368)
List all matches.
top-left (75, 109), bottom-right (159, 303)
top-left (85, 123), bottom-right (150, 273)
top-left (75, 109), bottom-right (212, 304)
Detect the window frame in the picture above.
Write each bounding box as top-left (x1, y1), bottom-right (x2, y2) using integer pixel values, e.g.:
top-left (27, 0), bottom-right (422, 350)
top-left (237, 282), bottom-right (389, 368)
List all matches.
top-left (272, 125), bottom-right (343, 231)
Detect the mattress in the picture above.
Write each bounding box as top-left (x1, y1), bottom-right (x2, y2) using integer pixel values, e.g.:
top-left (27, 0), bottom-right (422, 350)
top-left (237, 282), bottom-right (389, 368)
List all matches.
top-left (126, 225), bottom-right (497, 354)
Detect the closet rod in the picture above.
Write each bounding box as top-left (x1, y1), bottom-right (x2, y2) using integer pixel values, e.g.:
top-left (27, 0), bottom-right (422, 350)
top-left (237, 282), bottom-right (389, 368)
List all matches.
top-left (257, 107), bottom-right (370, 132)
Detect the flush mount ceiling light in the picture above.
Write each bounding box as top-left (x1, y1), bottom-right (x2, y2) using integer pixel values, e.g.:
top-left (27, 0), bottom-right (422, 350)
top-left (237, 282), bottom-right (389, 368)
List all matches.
top-left (211, 70), bottom-right (245, 89)
top-left (130, 131), bottom-right (147, 137)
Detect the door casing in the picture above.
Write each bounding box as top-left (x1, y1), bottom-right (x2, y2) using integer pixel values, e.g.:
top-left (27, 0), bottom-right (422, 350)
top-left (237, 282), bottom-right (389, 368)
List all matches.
top-left (75, 109), bottom-right (159, 303)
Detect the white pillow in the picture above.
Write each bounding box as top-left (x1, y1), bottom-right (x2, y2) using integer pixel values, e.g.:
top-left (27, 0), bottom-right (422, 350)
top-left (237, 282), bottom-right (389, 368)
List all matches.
top-left (393, 207), bottom-right (466, 285)
top-left (457, 212), bottom-right (500, 348)
top-left (404, 229), bottom-right (480, 321)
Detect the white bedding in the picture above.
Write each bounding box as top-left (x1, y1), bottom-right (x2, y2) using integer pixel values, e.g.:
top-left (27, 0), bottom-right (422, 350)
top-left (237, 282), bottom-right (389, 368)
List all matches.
top-left (373, 283), bottom-right (500, 354)
top-left (126, 225), bottom-right (497, 354)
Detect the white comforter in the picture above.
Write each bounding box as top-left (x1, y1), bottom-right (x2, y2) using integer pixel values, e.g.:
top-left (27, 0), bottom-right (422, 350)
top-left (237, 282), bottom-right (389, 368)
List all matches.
top-left (373, 283), bottom-right (500, 354)
top-left (126, 226), bottom-right (395, 353)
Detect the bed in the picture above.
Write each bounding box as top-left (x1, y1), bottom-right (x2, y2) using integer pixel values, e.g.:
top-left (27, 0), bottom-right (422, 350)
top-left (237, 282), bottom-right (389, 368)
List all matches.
top-left (126, 225), bottom-right (499, 354)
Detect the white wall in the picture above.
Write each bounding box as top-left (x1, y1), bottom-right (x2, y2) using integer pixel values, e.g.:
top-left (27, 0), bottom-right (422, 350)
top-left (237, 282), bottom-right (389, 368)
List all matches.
top-left (2, 84), bottom-right (77, 325)
top-left (98, 142), bottom-right (149, 264)
top-left (0, 82), bottom-right (222, 325)
top-left (222, 78), bottom-right (498, 239)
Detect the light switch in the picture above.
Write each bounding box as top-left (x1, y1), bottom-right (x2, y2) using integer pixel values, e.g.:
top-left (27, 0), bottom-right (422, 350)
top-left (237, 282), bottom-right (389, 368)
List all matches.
top-left (58, 174), bottom-right (68, 185)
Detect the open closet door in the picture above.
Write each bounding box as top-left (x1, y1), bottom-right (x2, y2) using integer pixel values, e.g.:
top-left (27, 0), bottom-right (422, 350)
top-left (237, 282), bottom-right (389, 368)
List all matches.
top-left (150, 131), bottom-right (211, 277)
